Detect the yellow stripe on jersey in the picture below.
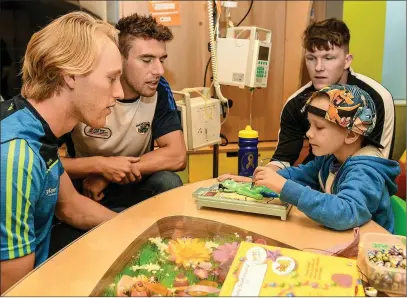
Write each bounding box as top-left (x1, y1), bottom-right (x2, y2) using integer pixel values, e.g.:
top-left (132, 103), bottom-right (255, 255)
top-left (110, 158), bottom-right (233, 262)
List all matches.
top-left (15, 140), bottom-right (26, 257)
top-left (23, 146), bottom-right (34, 254)
top-left (6, 140), bottom-right (16, 259)
top-left (46, 159), bottom-right (59, 173)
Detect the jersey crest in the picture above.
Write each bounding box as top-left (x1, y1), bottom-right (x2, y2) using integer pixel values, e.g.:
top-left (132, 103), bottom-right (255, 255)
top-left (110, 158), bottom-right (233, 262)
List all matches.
top-left (136, 122), bottom-right (151, 134)
top-left (84, 126), bottom-right (112, 139)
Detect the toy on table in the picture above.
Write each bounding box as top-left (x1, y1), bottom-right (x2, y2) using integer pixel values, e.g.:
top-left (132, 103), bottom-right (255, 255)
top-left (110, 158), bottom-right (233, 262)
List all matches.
top-left (218, 179), bottom-right (279, 200)
top-left (194, 180), bottom-right (292, 220)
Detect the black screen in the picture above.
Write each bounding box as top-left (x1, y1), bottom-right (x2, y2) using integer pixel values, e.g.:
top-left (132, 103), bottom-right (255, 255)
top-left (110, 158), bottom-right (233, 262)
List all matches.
top-left (258, 46), bottom-right (269, 61)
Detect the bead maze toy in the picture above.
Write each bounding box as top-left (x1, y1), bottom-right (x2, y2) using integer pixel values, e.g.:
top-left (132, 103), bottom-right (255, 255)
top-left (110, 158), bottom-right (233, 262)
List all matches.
top-left (193, 179), bottom-right (292, 220)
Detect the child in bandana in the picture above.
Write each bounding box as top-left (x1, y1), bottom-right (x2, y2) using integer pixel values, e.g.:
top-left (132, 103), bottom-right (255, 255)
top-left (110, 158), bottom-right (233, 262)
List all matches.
top-left (221, 84), bottom-right (400, 232)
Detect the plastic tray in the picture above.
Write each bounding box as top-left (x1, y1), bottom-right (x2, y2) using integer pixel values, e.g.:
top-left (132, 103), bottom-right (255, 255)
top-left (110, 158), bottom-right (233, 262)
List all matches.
top-left (358, 233), bottom-right (406, 295)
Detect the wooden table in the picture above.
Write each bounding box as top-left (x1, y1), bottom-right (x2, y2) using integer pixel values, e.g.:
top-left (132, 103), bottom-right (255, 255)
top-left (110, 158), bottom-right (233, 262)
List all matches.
top-left (4, 179), bottom-right (388, 296)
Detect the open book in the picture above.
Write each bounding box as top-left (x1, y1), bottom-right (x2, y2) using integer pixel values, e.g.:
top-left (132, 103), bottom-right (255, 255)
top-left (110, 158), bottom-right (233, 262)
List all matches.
top-left (220, 241), bottom-right (363, 296)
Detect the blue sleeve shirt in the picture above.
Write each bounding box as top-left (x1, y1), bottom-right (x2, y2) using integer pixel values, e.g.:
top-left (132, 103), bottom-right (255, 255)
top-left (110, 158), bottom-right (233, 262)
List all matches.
top-left (1, 96), bottom-right (64, 266)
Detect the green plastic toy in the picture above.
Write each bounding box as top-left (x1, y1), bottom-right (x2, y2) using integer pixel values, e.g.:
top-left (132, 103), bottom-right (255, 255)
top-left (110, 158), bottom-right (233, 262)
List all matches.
top-left (218, 179), bottom-right (279, 200)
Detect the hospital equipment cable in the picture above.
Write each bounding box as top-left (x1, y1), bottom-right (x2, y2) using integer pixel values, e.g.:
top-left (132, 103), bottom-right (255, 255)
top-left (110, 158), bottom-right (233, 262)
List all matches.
top-left (203, 0), bottom-right (254, 88)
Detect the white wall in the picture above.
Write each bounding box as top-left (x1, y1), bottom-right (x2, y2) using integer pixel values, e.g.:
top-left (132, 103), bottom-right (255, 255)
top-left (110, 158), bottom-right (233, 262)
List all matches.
top-left (78, 1), bottom-right (107, 20)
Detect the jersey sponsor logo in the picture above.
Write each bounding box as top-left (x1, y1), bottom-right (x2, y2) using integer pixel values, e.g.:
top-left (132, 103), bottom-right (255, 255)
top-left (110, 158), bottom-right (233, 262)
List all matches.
top-left (45, 187), bottom-right (57, 196)
top-left (47, 158), bottom-right (54, 166)
top-left (84, 126), bottom-right (112, 139)
top-left (136, 122), bottom-right (151, 134)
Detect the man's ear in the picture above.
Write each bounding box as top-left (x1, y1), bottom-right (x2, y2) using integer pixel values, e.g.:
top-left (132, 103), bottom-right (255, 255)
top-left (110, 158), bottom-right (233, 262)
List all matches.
top-left (344, 53), bottom-right (353, 69)
top-left (63, 75), bottom-right (75, 90)
top-left (345, 130), bottom-right (360, 145)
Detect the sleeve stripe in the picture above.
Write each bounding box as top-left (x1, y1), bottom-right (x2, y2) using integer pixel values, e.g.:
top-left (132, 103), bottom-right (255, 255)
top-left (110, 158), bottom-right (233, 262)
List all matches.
top-left (5, 140), bottom-right (34, 259)
top-left (45, 159), bottom-right (59, 173)
top-left (15, 139), bottom-right (26, 257)
top-left (23, 146), bottom-right (33, 254)
top-left (159, 77), bottom-right (176, 110)
top-left (6, 140), bottom-right (16, 259)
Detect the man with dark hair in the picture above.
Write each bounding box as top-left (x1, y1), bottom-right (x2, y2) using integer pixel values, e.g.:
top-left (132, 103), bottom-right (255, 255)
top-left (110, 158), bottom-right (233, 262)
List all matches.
top-left (57, 13), bottom-right (186, 209)
top-left (269, 18), bottom-right (395, 169)
top-left (51, 14), bottom-right (186, 254)
top-left (51, 15), bottom-right (186, 253)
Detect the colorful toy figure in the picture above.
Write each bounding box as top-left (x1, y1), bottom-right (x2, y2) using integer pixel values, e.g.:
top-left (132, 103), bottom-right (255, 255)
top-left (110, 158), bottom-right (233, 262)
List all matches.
top-left (218, 179), bottom-right (279, 200)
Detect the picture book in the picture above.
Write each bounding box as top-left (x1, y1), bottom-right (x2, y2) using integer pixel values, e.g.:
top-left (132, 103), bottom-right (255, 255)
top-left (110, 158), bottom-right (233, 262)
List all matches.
top-left (220, 241), bottom-right (362, 296)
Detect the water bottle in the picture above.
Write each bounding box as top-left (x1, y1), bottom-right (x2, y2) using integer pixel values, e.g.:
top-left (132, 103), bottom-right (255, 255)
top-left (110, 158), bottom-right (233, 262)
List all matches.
top-left (238, 125), bottom-right (258, 177)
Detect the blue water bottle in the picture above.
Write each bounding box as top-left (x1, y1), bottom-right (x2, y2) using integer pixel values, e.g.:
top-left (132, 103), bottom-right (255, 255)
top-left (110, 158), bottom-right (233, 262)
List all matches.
top-left (238, 125), bottom-right (259, 177)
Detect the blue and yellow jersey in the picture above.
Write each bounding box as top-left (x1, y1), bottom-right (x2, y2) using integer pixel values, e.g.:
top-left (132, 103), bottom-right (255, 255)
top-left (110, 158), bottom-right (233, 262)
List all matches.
top-left (0, 95), bottom-right (64, 267)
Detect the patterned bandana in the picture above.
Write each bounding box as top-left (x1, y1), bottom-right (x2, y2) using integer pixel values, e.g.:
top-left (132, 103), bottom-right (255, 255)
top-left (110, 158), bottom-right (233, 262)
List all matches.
top-left (301, 84), bottom-right (382, 148)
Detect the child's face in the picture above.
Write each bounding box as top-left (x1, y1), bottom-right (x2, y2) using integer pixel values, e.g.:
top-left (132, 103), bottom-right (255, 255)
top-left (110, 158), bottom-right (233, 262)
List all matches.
top-left (306, 96), bottom-right (349, 156)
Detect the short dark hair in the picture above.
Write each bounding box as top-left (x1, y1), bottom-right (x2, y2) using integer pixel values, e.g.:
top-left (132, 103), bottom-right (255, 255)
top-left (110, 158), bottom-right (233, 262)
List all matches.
top-left (115, 14), bottom-right (174, 58)
top-left (303, 18), bottom-right (350, 52)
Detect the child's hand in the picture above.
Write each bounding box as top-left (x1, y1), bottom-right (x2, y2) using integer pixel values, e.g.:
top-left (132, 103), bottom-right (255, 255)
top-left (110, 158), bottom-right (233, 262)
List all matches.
top-left (253, 166), bottom-right (287, 193)
top-left (217, 174), bottom-right (252, 183)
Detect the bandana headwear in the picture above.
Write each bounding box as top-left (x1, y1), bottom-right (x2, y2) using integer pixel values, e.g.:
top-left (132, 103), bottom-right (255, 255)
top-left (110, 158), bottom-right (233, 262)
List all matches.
top-left (302, 84), bottom-right (379, 142)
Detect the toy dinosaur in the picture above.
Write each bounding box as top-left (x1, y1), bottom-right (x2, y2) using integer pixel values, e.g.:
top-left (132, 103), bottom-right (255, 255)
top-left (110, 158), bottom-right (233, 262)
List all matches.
top-left (218, 179), bottom-right (279, 200)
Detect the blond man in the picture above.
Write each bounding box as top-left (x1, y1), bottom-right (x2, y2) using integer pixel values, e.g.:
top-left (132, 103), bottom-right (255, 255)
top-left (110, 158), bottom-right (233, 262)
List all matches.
top-left (0, 12), bottom-right (124, 293)
top-left (52, 13), bottom-right (186, 256)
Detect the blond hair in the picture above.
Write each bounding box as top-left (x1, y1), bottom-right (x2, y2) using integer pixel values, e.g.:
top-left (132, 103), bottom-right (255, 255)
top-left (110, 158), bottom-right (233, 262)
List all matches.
top-left (22, 11), bottom-right (119, 101)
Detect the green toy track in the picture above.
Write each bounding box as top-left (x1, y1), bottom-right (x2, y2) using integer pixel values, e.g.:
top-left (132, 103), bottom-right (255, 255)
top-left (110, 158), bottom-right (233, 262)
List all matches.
top-left (218, 179), bottom-right (279, 200)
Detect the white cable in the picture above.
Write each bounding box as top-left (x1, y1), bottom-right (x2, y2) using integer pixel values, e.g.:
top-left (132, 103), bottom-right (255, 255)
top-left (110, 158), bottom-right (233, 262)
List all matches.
top-left (220, 97), bottom-right (229, 126)
top-left (208, 0), bottom-right (228, 104)
top-left (234, 28), bottom-right (251, 47)
top-left (181, 87), bottom-right (213, 119)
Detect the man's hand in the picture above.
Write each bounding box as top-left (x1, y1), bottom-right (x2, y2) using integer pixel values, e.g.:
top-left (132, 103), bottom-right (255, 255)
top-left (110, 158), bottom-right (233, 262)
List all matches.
top-left (253, 166), bottom-right (287, 193)
top-left (99, 156), bottom-right (140, 183)
top-left (217, 174), bottom-right (252, 183)
top-left (56, 173), bottom-right (117, 230)
top-left (83, 174), bottom-right (110, 201)
top-left (130, 163), bottom-right (143, 184)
